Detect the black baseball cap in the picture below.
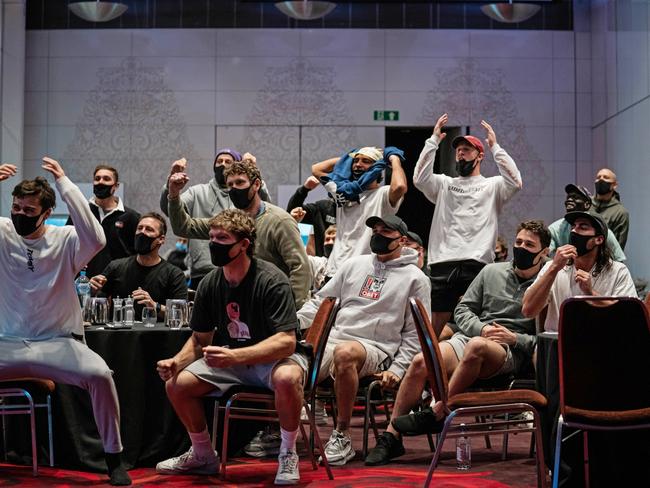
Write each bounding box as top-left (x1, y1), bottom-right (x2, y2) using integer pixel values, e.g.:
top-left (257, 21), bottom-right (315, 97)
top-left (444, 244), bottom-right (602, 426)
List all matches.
top-left (365, 215), bottom-right (409, 237)
top-left (406, 231), bottom-right (423, 247)
top-left (564, 184), bottom-right (591, 201)
top-left (564, 211), bottom-right (608, 238)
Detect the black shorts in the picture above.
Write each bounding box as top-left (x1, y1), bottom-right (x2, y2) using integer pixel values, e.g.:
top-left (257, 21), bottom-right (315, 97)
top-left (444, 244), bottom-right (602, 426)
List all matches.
top-left (428, 259), bottom-right (485, 312)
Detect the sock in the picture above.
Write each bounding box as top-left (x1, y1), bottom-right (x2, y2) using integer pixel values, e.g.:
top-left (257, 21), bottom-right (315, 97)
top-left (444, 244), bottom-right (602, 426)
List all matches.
top-left (189, 428), bottom-right (216, 460)
top-left (280, 427), bottom-right (299, 452)
top-left (104, 452), bottom-right (132, 486)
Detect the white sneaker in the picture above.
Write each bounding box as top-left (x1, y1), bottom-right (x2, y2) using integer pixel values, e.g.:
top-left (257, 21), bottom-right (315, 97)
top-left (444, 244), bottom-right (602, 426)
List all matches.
top-left (300, 400), bottom-right (329, 426)
top-left (274, 449), bottom-right (300, 485)
top-left (155, 447), bottom-right (219, 475)
top-left (244, 427), bottom-right (281, 458)
top-left (319, 429), bottom-right (355, 466)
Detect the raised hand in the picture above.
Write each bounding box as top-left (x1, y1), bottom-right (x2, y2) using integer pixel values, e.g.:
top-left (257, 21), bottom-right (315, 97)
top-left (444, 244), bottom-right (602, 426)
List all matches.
top-left (0, 164), bottom-right (17, 182)
top-left (553, 244), bottom-right (577, 269)
top-left (304, 175), bottom-right (320, 190)
top-left (481, 120), bottom-right (497, 148)
top-left (42, 157), bottom-right (65, 180)
top-left (433, 113), bottom-right (448, 142)
top-left (89, 274), bottom-right (107, 293)
top-left (168, 172), bottom-right (190, 198)
top-left (169, 158), bottom-right (187, 176)
top-left (290, 207), bottom-right (306, 223)
top-left (242, 152), bottom-right (257, 165)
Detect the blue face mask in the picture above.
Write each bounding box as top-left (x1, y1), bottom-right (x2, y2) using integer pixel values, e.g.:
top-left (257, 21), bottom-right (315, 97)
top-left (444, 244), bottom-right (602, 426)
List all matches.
top-left (175, 242), bottom-right (188, 252)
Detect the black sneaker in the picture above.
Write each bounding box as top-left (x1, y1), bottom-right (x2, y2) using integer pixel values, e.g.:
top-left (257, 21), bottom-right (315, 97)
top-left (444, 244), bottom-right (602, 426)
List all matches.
top-left (391, 407), bottom-right (446, 436)
top-left (364, 432), bottom-right (405, 466)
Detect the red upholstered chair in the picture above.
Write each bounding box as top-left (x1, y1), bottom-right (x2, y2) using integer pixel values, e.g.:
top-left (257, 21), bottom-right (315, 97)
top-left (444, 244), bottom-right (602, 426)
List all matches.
top-left (0, 378), bottom-right (55, 475)
top-left (409, 297), bottom-right (548, 488)
top-left (552, 296), bottom-right (650, 488)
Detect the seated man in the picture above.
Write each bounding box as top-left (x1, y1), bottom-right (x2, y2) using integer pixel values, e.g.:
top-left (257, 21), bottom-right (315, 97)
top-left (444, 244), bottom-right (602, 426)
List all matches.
top-left (549, 184), bottom-right (625, 262)
top-left (0, 159), bottom-right (131, 485)
top-left (90, 212), bottom-right (188, 321)
top-left (365, 220), bottom-right (550, 465)
top-left (523, 211), bottom-right (637, 331)
top-left (156, 209), bottom-right (308, 485)
top-left (297, 215), bottom-right (430, 466)
top-left (167, 161), bottom-right (311, 309)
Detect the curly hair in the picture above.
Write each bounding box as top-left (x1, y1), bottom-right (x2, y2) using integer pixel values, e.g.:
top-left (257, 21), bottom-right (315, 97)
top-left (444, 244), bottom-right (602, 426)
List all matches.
top-left (223, 161), bottom-right (261, 184)
top-left (12, 177), bottom-right (56, 211)
top-left (516, 220), bottom-right (551, 249)
top-left (208, 209), bottom-right (256, 257)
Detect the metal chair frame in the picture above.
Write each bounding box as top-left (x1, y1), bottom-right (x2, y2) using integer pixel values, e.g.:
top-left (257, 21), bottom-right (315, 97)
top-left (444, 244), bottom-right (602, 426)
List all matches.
top-left (0, 383), bottom-right (54, 476)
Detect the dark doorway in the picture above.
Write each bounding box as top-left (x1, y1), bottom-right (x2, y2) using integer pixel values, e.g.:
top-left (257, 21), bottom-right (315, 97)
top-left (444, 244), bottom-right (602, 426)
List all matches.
top-left (385, 126), bottom-right (462, 248)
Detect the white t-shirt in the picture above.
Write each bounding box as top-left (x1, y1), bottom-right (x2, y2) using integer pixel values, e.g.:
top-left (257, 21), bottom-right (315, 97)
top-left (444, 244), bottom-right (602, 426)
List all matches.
top-left (534, 260), bottom-right (637, 332)
top-left (413, 136), bottom-right (522, 266)
top-left (325, 185), bottom-right (401, 277)
top-left (0, 177), bottom-right (105, 340)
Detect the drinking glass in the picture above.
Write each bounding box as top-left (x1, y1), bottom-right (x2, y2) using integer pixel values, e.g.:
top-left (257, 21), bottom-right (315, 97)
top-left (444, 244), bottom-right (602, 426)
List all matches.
top-left (91, 298), bottom-right (109, 325)
top-left (141, 306), bottom-right (157, 327)
top-left (168, 307), bottom-right (182, 330)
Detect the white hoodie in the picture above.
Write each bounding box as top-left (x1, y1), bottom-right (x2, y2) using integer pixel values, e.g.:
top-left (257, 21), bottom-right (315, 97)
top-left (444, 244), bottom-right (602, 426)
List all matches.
top-left (298, 247), bottom-right (430, 379)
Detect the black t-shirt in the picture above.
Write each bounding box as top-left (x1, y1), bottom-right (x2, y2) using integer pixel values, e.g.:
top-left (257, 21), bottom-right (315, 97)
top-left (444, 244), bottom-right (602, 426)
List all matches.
top-left (190, 259), bottom-right (299, 349)
top-left (101, 256), bottom-right (188, 317)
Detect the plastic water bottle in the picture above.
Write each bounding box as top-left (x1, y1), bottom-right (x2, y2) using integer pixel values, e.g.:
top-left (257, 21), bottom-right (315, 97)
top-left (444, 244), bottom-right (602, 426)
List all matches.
top-left (112, 297), bottom-right (123, 324)
top-left (123, 295), bottom-right (134, 326)
top-left (75, 268), bottom-right (91, 319)
top-left (456, 423), bottom-right (471, 470)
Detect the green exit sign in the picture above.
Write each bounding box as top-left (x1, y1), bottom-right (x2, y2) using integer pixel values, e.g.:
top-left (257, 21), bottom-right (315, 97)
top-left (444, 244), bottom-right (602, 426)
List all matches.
top-left (374, 110), bottom-right (399, 121)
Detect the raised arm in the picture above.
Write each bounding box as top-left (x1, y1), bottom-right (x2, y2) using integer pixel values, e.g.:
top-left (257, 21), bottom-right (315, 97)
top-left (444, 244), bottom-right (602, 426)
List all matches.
top-left (413, 114), bottom-right (448, 202)
top-left (312, 157), bottom-right (339, 179)
top-left (481, 120), bottom-right (522, 191)
top-left (167, 173), bottom-right (211, 239)
top-left (387, 153), bottom-right (408, 207)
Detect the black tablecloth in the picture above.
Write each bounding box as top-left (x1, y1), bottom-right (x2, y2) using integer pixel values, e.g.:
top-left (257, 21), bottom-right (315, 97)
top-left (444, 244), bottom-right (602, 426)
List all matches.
top-left (55, 324), bottom-right (192, 471)
top-left (536, 332), bottom-right (650, 487)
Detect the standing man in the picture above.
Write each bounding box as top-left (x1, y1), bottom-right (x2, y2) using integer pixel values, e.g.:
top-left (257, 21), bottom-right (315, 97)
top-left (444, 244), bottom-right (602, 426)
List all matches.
top-left (522, 211), bottom-right (636, 331)
top-left (156, 209), bottom-right (307, 485)
top-left (413, 113), bottom-right (522, 337)
top-left (312, 147), bottom-right (408, 279)
top-left (167, 162), bottom-right (311, 309)
top-left (90, 212), bottom-right (188, 321)
top-left (0, 159), bottom-right (131, 485)
top-left (591, 168), bottom-right (630, 250)
top-left (68, 164), bottom-right (140, 278)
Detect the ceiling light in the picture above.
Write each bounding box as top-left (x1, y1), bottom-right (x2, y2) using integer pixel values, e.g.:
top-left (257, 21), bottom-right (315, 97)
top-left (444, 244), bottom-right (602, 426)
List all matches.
top-left (275, 0), bottom-right (336, 21)
top-left (69, 1), bottom-right (128, 23)
top-left (481, 1), bottom-right (541, 24)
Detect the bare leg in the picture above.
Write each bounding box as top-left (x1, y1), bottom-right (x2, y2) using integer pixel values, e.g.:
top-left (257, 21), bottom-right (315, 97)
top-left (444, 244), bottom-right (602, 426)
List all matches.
top-left (386, 353), bottom-right (428, 437)
top-left (431, 311), bottom-right (452, 339)
top-left (165, 370), bottom-right (216, 433)
top-left (272, 362), bottom-right (305, 432)
top-left (331, 341), bottom-right (366, 434)
top-left (447, 337), bottom-right (507, 397)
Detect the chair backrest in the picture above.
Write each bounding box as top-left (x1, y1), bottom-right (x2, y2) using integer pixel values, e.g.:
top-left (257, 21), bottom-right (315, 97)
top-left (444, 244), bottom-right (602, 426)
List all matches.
top-left (409, 297), bottom-right (449, 407)
top-left (558, 296), bottom-right (650, 414)
top-left (304, 297), bottom-right (340, 394)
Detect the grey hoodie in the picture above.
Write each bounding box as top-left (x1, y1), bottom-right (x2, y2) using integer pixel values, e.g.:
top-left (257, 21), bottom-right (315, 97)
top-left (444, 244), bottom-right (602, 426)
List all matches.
top-left (297, 247), bottom-right (430, 379)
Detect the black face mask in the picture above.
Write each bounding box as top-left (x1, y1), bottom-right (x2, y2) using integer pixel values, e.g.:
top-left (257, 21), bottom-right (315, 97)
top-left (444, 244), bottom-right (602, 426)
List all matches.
top-left (323, 243), bottom-right (334, 258)
top-left (229, 186), bottom-right (253, 210)
top-left (134, 233), bottom-right (158, 255)
top-left (11, 212), bottom-right (45, 237)
top-left (595, 180), bottom-right (612, 196)
top-left (569, 232), bottom-right (596, 256)
top-left (93, 183), bottom-right (114, 200)
top-left (512, 246), bottom-right (543, 270)
top-left (370, 233), bottom-right (398, 255)
top-left (214, 165), bottom-right (226, 187)
top-left (456, 158), bottom-right (477, 177)
top-left (209, 241), bottom-right (241, 267)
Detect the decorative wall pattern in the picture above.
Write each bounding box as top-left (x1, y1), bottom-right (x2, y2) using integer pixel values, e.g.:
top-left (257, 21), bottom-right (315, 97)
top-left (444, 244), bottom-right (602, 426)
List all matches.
top-left (63, 57), bottom-right (198, 214)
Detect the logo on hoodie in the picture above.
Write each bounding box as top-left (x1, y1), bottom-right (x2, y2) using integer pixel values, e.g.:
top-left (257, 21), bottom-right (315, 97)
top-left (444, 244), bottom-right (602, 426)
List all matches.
top-left (359, 274), bottom-right (386, 300)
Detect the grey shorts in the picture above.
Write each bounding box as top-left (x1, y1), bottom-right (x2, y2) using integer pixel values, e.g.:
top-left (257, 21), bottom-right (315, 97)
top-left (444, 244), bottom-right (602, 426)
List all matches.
top-left (317, 339), bottom-right (390, 383)
top-left (445, 332), bottom-right (515, 378)
top-left (185, 352), bottom-right (309, 393)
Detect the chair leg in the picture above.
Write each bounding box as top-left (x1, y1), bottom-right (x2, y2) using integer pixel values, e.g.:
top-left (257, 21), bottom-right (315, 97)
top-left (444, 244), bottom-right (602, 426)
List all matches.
top-left (46, 394), bottom-right (54, 467)
top-left (583, 431), bottom-right (590, 488)
top-left (309, 411), bottom-right (334, 480)
top-left (531, 411), bottom-right (548, 488)
top-left (426, 432), bottom-right (436, 453)
top-left (2, 403), bottom-right (7, 463)
top-left (211, 400), bottom-right (220, 451)
top-left (220, 399), bottom-right (234, 480)
top-left (551, 416), bottom-right (564, 488)
top-left (424, 415), bottom-right (454, 488)
top-left (28, 397), bottom-right (37, 476)
top-left (501, 413), bottom-right (510, 461)
top-left (298, 408), bottom-right (318, 471)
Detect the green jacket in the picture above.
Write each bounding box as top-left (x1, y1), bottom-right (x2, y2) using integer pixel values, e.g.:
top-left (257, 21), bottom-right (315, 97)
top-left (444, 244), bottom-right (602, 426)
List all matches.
top-left (454, 262), bottom-right (537, 357)
top-left (167, 196), bottom-right (311, 309)
top-left (591, 194), bottom-right (629, 250)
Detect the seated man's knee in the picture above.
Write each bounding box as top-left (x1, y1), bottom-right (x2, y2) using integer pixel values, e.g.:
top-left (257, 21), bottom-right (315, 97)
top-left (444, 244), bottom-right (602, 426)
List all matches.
top-left (165, 371), bottom-right (201, 400)
top-left (272, 364), bottom-right (303, 394)
top-left (410, 352), bottom-right (426, 373)
top-left (463, 337), bottom-right (490, 363)
top-left (332, 342), bottom-right (363, 370)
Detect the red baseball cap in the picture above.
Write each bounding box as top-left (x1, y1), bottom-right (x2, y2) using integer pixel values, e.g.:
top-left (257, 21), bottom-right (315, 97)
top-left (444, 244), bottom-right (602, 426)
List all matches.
top-left (452, 135), bottom-right (484, 154)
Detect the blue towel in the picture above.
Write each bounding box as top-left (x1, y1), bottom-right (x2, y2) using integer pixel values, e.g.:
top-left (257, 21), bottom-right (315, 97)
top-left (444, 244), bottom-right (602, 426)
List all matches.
top-left (322, 146), bottom-right (404, 204)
